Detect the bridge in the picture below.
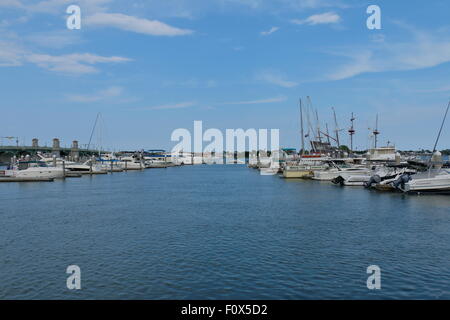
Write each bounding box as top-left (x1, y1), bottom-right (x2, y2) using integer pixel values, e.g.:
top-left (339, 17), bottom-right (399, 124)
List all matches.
top-left (0, 138), bottom-right (104, 163)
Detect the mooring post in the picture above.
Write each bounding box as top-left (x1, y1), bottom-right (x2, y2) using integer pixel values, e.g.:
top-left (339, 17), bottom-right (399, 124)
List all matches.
top-left (62, 160), bottom-right (66, 179)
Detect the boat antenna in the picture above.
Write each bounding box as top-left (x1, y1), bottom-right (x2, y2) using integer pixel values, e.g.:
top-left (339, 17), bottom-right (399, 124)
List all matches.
top-left (373, 114), bottom-right (380, 148)
top-left (87, 112), bottom-right (101, 151)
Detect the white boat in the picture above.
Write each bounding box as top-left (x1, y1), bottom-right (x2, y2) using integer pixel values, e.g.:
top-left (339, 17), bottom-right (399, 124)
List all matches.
top-left (1, 160), bottom-right (64, 180)
top-left (36, 153), bottom-right (75, 166)
top-left (312, 165), bottom-right (370, 181)
top-left (143, 150), bottom-right (177, 168)
top-left (66, 160), bottom-right (108, 174)
top-left (399, 169), bottom-right (450, 194)
top-left (118, 156), bottom-right (144, 170)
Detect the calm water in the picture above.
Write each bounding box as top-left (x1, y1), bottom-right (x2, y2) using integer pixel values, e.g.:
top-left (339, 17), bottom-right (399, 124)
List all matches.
top-left (1, 165), bottom-right (449, 299)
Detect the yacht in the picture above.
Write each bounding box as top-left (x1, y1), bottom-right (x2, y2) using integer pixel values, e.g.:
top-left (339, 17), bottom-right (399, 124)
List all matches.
top-left (65, 160), bottom-right (108, 174)
top-left (118, 156), bottom-right (144, 170)
top-left (143, 150), bottom-right (176, 168)
top-left (282, 155), bottom-right (329, 179)
top-left (1, 160), bottom-right (64, 180)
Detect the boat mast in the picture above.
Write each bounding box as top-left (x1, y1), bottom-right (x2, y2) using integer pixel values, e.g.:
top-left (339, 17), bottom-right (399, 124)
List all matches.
top-left (348, 113), bottom-right (355, 152)
top-left (325, 123), bottom-right (331, 144)
top-left (87, 112), bottom-right (101, 151)
top-left (315, 109), bottom-right (322, 143)
top-left (430, 101), bottom-right (450, 158)
top-left (332, 107), bottom-right (340, 148)
top-left (300, 99), bottom-right (305, 155)
top-left (373, 114), bottom-right (380, 148)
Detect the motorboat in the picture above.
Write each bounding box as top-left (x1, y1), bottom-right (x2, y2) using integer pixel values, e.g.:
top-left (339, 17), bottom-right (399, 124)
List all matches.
top-left (118, 156), bottom-right (144, 170)
top-left (394, 169), bottom-right (450, 194)
top-left (312, 163), bottom-right (370, 181)
top-left (143, 150), bottom-right (176, 168)
top-left (332, 166), bottom-right (410, 187)
top-left (66, 160), bottom-right (108, 174)
top-left (1, 160), bottom-right (64, 180)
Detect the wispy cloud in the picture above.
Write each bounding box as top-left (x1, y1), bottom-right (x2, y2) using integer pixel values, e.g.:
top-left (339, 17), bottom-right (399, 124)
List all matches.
top-left (260, 26), bottom-right (279, 36)
top-left (26, 53), bottom-right (131, 74)
top-left (26, 30), bottom-right (83, 49)
top-left (222, 96), bottom-right (287, 105)
top-left (256, 70), bottom-right (298, 88)
top-left (67, 86), bottom-right (124, 102)
top-left (418, 85), bottom-right (450, 93)
top-left (0, 0), bottom-right (112, 14)
top-left (162, 78), bottom-right (217, 88)
top-left (144, 101), bottom-right (197, 110)
top-left (85, 13), bottom-right (193, 36)
top-left (327, 25), bottom-right (450, 80)
top-left (291, 12), bottom-right (341, 25)
top-left (0, 39), bottom-right (24, 66)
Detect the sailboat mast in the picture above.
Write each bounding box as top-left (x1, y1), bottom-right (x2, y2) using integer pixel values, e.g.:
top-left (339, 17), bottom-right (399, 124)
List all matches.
top-left (325, 123), bottom-right (331, 144)
top-left (87, 112), bottom-right (100, 151)
top-left (300, 99), bottom-right (305, 155)
top-left (332, 107), bottom-right (340, 147)
top-left (373, 114), bottom-right (380, 148)
top-left (431, 101), bottom-right (450, 154)
top-left (315, 109), bottom-right (322, 143)
top-left (349, 113), bottom-right (355, 152)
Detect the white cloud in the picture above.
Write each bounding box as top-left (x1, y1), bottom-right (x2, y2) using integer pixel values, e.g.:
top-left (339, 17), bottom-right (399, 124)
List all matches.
top-left (26, 30), bottom-right (83, 49)
top-left (223, 96), bottom-right (287, 105)
top-left (0, 0), bottom-right (24, 8)
top-left (256, 70), bottom-right (298, 88)
top-left (67, 86), bottom-right (124, 102)
top-left (0, 39), bottom-right (25, 66)
top-left (291, 12), bottom-right (341, 25)
top-left (85, 13), bottom-right (193, 36)
top-left (260, 26), bottom-right (279, 36)
top-left (145, 101), bottom-right (197, 110)
top-left (328, 27), bottom-right (450, 81)
top-left (25, 53), bottom-right (131, 74)
top-left (2, 0), bottom-right (111, 14)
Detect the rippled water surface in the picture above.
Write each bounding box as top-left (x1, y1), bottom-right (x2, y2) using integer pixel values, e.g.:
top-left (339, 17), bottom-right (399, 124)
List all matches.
top-left (1, 165), bottom-right (449, 299)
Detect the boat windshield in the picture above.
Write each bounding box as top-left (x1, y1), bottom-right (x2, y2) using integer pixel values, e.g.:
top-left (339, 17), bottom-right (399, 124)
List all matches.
top-left (17, 161), bottom-right (48, 170)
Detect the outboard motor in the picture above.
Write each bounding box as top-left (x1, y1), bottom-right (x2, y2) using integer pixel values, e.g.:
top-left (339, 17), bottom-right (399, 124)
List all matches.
top-left (364, 174), bottom-right (381, 188)
top-left (332, 176), bottom-right (345, 186)
top-left (392, 173), bottom-right (412, 191)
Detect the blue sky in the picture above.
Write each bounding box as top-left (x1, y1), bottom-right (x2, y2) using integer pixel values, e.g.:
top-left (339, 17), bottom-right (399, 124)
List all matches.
top-left (1, 0), bottom-right (449, 151)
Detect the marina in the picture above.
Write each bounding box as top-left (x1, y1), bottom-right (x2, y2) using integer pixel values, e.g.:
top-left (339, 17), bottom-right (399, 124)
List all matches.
top-left (1, 101), bottom-right (450, 196)
top-left (1, 1), bottom-right (450, 304)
